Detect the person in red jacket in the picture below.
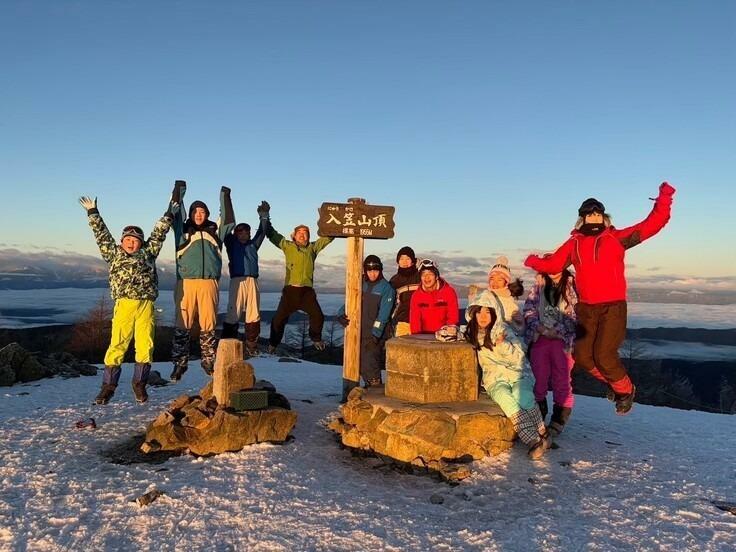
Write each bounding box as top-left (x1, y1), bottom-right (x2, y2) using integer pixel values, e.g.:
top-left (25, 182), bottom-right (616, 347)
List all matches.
top-left (524, 182), bottom-right (676, 415)
top-left (409, 259), bottom-right (459, 334)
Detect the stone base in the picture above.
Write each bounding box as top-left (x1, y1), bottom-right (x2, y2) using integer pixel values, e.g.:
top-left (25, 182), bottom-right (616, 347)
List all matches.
top-left (141, 381), bottom-right (297, 456)
top-left (329, 387), bottom-right (515, 480)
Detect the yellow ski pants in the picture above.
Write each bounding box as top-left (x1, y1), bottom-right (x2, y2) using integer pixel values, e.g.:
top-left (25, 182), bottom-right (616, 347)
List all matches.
top-left (104, 298), bottom-right (155, 366)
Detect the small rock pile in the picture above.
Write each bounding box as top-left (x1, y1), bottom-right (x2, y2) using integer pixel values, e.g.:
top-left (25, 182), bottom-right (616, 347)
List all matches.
top-left (0, 342), bottom-right (96, 386)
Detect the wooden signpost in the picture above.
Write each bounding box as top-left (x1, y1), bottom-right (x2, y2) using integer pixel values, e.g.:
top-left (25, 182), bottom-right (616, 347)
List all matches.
top-left (317, 198), bottom-right (395, 401)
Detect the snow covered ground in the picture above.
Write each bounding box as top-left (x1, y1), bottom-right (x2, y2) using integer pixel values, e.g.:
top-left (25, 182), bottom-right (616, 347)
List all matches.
top-left (1, 358), bottom-right (735, 551)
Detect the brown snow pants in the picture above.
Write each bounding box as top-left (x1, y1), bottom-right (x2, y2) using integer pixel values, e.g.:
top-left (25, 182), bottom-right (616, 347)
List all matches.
top-left (574, 301), bottom-right (628, 384)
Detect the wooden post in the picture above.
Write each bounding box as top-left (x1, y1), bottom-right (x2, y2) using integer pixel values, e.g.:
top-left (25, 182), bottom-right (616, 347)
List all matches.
top-left (342, 198), bottom-right (365, 401)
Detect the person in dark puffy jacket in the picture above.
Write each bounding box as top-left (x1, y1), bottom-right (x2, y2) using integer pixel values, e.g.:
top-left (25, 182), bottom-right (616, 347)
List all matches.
top-left (221, 201), bottom-right (270, 356)
top-left (389, 246), bottom-right (420, 337)
top-left (338, 255), bottom-right (395, 387)
top-left (524, 182), bottom-right (676, 415)
top-left (409, 259), bottom-right (459, 334)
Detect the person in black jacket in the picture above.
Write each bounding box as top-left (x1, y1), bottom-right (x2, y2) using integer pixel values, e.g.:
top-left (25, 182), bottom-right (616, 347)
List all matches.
top-left (388, 246), bottom-right (420, 337)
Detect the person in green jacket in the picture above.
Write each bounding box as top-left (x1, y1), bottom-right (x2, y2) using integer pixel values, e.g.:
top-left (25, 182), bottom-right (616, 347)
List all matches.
top-left (79, 189), bottom-right (174, 405)
top-left (262, 201), bottom-right (334, 352)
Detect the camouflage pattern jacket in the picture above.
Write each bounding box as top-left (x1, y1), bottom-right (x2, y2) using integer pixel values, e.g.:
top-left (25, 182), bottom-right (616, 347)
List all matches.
top-left (87, 211), bottom-right (172, 301)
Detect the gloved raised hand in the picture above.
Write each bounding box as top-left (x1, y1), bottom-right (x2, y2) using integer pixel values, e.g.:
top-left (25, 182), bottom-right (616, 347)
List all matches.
top-left (257, 200), bottom-right (271, 219)
top-left (79, 196), bottom-right (97, 214)
top-left (171, 180), bottom-right (186, 205)
top-left (221, 186), bottom-right (231, 195)
top-left (337, 314), bottom-right (350, 328)
top-left (659, 181), bottom-right (676, 196)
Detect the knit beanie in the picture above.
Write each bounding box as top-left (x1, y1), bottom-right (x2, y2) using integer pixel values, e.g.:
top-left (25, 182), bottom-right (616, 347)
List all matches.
top-left (188, 200), bottom-right (210, 220)
top-left (363, 254), bottom-right (383, 272)
top-left (489, 256), bottom-right (512, 283)
top-left (396, 246), bottom-right (417, 264)
top-left (121, 225), bottom-right (144, 243)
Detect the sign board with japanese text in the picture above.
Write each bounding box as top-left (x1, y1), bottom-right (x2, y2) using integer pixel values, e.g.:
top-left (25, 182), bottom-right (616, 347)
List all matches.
top-left (317, 202), bottom-right (395, 239)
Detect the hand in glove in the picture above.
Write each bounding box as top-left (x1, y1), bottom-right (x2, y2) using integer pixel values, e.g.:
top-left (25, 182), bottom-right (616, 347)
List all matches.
top-left (221, 186), bottom-right (231, 194)
top-left (79, 196), bottom-right (97, 213)
top-left (337, 314), bottom-right (350, 328)
top-left (171, 180), bottom-right (186, 205)
top-left (257, 200), bottom-right (271, 219)
top-left (659, 181), bottom-right (676, 196)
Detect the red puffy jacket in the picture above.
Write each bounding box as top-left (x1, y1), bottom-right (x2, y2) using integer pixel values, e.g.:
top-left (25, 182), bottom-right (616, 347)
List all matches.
top-left (409, 279), bottom-right (459, 334)
top-left (525, 185), bottom-right (675, 305)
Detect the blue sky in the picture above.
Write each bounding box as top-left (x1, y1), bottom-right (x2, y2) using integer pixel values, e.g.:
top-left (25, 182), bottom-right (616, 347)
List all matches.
top-left (1, 1), bottom-right (734, 289)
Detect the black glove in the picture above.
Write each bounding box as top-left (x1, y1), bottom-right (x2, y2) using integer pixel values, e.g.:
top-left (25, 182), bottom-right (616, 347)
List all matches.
top-left (337, 314), bottom-right (349, 328)
top-left (257, 200), bottom-right (271, 219)
top-left (171, 180), bottom-right (186, 204)
top-left (221, 186), bottom-right (231, 195)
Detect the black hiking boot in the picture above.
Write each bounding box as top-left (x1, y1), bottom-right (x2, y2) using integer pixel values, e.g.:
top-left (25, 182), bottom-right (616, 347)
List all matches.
top-left (95, 384), bottom-right (117, 405)
top-left (169, 363), bottom-right (188, 382)
top-left (549, 405), bottom-right (572, 436)
top-left (132, 382), bottom-right (148, 404)
top-left (614, 385), bottom-right (636, 416)
top-left (536, 399), bottom-right (548, 421)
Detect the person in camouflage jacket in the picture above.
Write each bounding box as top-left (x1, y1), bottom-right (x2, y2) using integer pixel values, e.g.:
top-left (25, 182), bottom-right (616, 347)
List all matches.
top-left (79, 189), bottom-right (174, 405)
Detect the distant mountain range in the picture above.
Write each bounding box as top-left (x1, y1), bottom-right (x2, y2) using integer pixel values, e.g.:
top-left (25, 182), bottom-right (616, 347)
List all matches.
top-left (1, 248), bottom-right (734, 304)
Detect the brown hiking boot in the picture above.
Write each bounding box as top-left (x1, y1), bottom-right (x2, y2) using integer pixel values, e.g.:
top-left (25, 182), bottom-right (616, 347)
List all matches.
top-left (132, 382), bottom-right (148, 404)
top-left (615, 385), bottom-right (636, 416)
top-left (95, 384), bottom-right (117, 405)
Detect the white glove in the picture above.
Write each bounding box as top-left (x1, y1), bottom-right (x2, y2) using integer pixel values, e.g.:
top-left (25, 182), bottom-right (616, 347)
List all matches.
top-left (79, 196), bottom-right (97, 211)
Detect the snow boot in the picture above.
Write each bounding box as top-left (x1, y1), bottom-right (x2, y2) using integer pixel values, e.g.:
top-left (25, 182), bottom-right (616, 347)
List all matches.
top-left (549, 404), bottom-right (572, 436)
top-left (536, 399), bottom-right (549, 421)
top-left (95, 365), bottom-right (121, 404)
top-left (245, 322), bottom-right (260, 356)
top-left (615, 385), bottom-right (636, 416)
top-left (132, 363), bottom-right (151, 404)
top-left (528, 429), bottom-right (552, 460)
top-left (169, 360), bottom-right (188, 382)
top-left (200, 330), bottom-right (217, 374)
top-left (221, 322), bottom-right (239, 339)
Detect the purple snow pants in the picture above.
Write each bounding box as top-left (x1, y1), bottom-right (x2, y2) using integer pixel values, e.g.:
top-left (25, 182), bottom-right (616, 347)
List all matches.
top-left (530, 336), bottom-right (574, 408)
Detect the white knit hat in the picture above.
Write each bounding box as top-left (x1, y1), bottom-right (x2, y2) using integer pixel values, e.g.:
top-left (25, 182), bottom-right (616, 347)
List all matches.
top-left (488, 255), bottom-right (512, 283)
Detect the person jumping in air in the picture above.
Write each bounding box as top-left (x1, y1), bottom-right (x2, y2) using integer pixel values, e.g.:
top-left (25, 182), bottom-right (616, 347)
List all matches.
top-left (169, 181), bottom-right (235, 381)
top-left (79, 189), bottom-right (174, 405)
top-left (264, 203), bottom-right (334, 352)
top-left (524, 182), bottom-right (676, 415)
top-left (221, 201), bottom-right (270, 356)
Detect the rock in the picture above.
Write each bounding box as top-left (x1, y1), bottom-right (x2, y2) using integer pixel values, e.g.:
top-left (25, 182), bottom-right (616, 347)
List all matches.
top-left (439, 461), bottom-right (472, 482)
top-left (385, 336), bottom-right (478, 403)
top-left (136, 489), bottom-right (164, 506)
top-left (180, 406), bottom-right (211, 430)
top-left (199, 381), bottom-right (214, 401)
top-left (254, 379), bottom-right (276, 392)
top-left (147, 371), bottom-right (168, 387)
top-left (0, 364), bottom-right (15, 386)
top-left (0, 343), bottom-right (46, 383)
top-left (267, 392), bottom-right (291, 410)
top-left (430, 494), bottom-right (445, 505)
top-left (452, 413), bottom-right (516, 460)
top-left (378, 410), bottom-right (457, 463)
top-left (213, 339), bottom-right (255, 406)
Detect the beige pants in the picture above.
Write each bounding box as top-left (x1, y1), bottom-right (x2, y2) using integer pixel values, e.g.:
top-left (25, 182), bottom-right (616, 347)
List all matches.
top-left (394, 321), bottom-right (411, 337)
top-left (175, 279), bottom-right (219, 332)
top-left (225, 276), bottom-right (261, 324)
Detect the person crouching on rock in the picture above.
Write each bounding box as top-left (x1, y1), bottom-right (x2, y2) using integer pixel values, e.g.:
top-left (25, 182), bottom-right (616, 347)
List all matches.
top-left (464, 296), bottom-right (551, 460)
top-left (79, 190), bottom-right (174, 405)
top-left (337, 255), bottom-right (395, 387)
top-left (409, 259), bottom-right (459, 334)
top-left (524, 182), bottom-right (676, 415)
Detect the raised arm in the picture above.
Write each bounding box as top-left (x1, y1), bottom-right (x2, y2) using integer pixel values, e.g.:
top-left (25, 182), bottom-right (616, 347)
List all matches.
top-left (145, 196), bottom-right (175, 258)
top-left (169, 180), bottom-right (187, 243)
top-left (263, 203), bottom-right (287, 249)
top-left (613, 182), bottom-right (676, 249)
top-left (253, 201), bottom-right (269, 249)
top-left (218, 186), bottom-right (236, 241)
top-left (524, 238), bottom-right (574, 275)
top-left (80, 196), bottom-right (117, 264)
top-left (313, 236), bottom-right (335, 255)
